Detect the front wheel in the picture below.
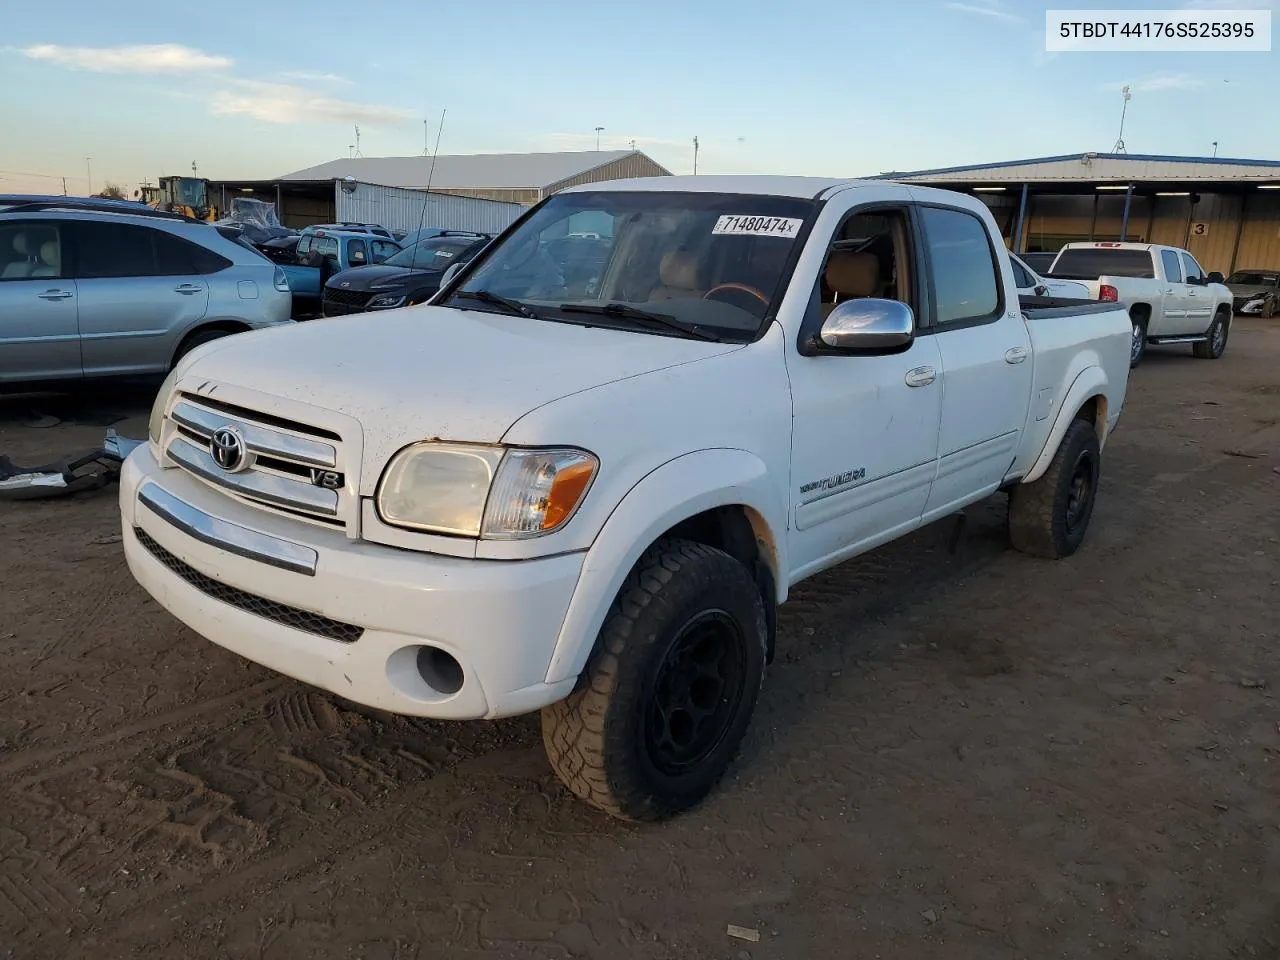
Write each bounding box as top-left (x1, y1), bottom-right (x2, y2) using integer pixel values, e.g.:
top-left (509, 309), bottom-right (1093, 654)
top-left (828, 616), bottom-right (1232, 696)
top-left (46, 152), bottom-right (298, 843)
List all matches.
top-left (1193, 312), bottom-right (1229, 359)
top-left (541, 538), bottom-right (767, 821)
top-left (1008, 419), bottom-right (1101, 559)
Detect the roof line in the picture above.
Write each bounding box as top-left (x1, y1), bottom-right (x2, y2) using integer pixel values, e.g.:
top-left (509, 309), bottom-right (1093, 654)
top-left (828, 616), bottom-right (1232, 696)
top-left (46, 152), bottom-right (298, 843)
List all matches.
top-left (544, 150), bottom-right (673, 190)
top-left (875, 152), bottom-right (1280, 178)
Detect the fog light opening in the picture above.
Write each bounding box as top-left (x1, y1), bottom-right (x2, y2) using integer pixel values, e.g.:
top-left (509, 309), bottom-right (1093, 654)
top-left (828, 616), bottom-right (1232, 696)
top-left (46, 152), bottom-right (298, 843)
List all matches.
top-left (417, 645), bottom-right (464, 696)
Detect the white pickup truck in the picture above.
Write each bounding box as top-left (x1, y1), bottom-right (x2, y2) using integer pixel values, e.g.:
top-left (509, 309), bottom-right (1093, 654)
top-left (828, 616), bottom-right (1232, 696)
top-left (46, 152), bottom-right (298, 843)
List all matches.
top-left (1048, 241), bottom-right (1234, 367)
top-left (120, 176), bottom-right (1132, 821)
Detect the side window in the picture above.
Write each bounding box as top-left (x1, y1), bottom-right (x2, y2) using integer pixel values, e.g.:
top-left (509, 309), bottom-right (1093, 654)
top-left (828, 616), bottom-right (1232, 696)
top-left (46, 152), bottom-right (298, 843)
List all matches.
top-left (920, 206), bottom-right (1000, 325)
top-left (314, 237), bottom-right (340, 262)
top-left (371, 240), bottom-right (397, 263)
top-left (348, 238), bottom-right (368, 265)
top-left (1160, 249), bottom-right (1182, 282)
top-left (296, 235), bottom-right (312, 257)
top-left (1009, 257), bottom-right (1033, 289)
top-left (0, 221), bottom-right (64, 281)
top-left (74, 222), bottom-right (158, 279)
top-left (817, 208), bottom-right (915, 320)
top-left (154, 231), bottom-right (231, 275)
top-left (1180, 252), bottom-right (1203, 283)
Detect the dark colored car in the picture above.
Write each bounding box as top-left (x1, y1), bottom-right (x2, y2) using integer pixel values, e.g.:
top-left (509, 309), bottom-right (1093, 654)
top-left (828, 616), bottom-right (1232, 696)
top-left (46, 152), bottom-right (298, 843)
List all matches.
top-left (257, 234), bottom-right (301, 264)
top-left (321, 232), bottom-right (490, 316)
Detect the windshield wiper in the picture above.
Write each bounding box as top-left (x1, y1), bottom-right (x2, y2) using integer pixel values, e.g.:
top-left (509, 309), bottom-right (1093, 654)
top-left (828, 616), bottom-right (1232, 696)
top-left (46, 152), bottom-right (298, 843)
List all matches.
top-left (454, 289), bottom-right (540, 320)
top-left (558, 302), bottom-right (721, 342)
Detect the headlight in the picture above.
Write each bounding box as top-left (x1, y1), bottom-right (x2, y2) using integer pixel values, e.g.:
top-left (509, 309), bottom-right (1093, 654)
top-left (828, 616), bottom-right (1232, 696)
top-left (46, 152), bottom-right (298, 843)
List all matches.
top-left (369, 294), bottom-right (407, 309)
top-left (148, 365), bottom-right (184, 445)
top-left (376, 443), bottom-right (598, 539)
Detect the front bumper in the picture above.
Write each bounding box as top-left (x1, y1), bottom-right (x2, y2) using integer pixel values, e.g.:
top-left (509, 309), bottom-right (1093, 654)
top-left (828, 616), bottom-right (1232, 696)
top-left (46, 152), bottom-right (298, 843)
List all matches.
top-left (120, 445), bottom-right (584, 719)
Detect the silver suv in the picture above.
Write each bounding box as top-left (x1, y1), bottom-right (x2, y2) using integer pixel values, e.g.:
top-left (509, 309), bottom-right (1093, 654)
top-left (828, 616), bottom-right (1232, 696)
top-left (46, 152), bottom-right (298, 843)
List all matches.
top-left (0, 201), bottom-right (293, 384)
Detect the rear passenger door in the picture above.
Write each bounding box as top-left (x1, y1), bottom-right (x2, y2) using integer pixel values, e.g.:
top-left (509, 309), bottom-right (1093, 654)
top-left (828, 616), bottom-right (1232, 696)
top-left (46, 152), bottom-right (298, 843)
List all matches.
top-left (0, 218), bottom-right (81, 381)
top-left (913, 202), bottom-right (1034, 521)
top-left (1155, 248), bottom-right (1188, 334)
top-left (71, 221), bottom-right (212, 376)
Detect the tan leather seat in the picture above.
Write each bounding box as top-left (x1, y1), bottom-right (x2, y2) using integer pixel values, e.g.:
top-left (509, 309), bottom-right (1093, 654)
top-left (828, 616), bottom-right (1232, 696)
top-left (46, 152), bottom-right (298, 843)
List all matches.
top-left (649, 250), bottom-right (704, 301)
top-left (31, 240), bottom-right (60, 278)
top-left (821, 250), bottom-right (879, 318)
top-left (1, 233), bottom-right (32, 280)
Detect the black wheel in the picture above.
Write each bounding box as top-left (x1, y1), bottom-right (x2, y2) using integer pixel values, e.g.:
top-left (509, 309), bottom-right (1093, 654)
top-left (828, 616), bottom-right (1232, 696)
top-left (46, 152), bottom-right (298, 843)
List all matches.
top-left (1129, 313), bottom-right (1148, 369)
top-left (1194, 311), bottom-right (1229, 359)
top-left (1008, 419), bottom-right (1101, 559)
top-left (172, 328), bottom-right (235, 368)
top-left (541, 538), bottom-right (767, 821)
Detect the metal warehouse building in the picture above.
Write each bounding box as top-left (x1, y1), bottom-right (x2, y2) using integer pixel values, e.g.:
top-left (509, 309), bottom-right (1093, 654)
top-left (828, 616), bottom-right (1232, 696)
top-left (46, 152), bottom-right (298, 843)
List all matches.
top-left (278, 150), bottom-right (672, 205)
top-left (881, 153), bottom-right (1280, 275)
top-left (204, 178), bottom-right (524, 235)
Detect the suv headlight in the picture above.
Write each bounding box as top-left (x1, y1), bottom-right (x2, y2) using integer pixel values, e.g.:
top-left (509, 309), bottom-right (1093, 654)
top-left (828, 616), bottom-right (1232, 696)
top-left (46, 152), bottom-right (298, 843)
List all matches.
top-left (148, 366), bottom-right (184, 445)
top-left (376, 442), bottom-right (598, 539)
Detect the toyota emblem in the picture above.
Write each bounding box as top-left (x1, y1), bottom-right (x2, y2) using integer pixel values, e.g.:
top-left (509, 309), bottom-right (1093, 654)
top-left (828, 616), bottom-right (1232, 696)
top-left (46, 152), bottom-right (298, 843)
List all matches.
top-left (210, 427), bottom-right (249, 473)
top-left (340, 282), bottom-right (350, 287)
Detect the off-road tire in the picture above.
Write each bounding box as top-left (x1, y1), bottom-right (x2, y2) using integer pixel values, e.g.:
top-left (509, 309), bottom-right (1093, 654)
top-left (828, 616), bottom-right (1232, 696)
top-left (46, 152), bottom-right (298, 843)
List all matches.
top-left (541, 538), bottom-right (767, 822)
top-left (1129, 312), bottom-right (1148, 369)
top-left (172, 328), bottom-right (236, 368)
top-left (1193, 310), bottom-right (1229, 359)
top-left (1008, 419), bottom-right (1101, 559)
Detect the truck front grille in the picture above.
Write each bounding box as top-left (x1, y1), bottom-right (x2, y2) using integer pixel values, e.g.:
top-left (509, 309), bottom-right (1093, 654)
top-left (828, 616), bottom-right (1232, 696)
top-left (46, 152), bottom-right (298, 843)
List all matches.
top-left (165, 393), bottom-right (349, 531)
top-left (136, 528), bottom-right (363, 643)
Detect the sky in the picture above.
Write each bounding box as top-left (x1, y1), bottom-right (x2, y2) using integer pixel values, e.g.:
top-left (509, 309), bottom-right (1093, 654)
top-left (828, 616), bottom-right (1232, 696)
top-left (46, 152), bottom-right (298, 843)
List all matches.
top-left (0, 0), bottom-right (1275, 196)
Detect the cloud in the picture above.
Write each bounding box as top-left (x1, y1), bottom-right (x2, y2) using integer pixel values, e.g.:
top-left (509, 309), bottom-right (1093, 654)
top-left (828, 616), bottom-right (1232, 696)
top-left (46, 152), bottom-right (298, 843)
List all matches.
top-left (21, 43), bottom-right (231, 73)
top-left (278, 70), bottom-right (349, 84)
top-left (1102, 74), bottom-right (1203, 93)
top-left (209, 80), bottom-right (413, 126)
top-left (945, 1), bottom-right (1024, 23)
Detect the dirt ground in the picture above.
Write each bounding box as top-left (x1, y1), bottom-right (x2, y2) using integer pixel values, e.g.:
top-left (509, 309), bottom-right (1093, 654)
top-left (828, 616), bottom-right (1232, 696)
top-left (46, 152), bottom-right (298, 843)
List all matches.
top-left (2, 319), bottom-right (1278, 960)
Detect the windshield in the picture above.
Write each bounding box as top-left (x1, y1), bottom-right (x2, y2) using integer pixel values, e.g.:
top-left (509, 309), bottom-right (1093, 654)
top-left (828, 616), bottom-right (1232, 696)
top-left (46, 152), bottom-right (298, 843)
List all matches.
top-left (449, 190), bottom-right (814, 341)
top-left (385, 236), bottom-right (477, 270)
top-left (1226, 271), bottom-right (1279, 286)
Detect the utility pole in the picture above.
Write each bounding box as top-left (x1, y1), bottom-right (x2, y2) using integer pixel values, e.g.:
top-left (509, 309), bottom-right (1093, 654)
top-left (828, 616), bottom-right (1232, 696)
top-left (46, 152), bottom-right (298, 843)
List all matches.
top-left (85, 157), bottom-right (93, 194)
top-left (692, 136), bottom-right (699, 175)
top-left (354, 125), bottom-right (362, 157)
top-left (595, 126), bottom-right (604, 151)
top-left (1212, 140), bottom-right (1219, 158)
top-left (191, 160), bottom-right (199, 177)
top-left (423, 119), bottom-right (430, 156)
top-left (1112, 85), bottom-right (1131, 154)
top-left (61, 177), bottom-right (67, 196)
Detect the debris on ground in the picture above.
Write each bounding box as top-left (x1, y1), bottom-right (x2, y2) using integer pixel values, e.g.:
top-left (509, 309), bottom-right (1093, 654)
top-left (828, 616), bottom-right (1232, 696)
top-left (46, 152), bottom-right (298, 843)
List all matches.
top-left (727, 924), bottom-right (760, 942)
top-left (0, 429), bottom-right (143, 501)
top-left (1239, 677), bottom-right (1268, 689)
top-left (1224, 449), bottom-right (1265, 459)
top-left (922, 909), bottom-right (940, 924)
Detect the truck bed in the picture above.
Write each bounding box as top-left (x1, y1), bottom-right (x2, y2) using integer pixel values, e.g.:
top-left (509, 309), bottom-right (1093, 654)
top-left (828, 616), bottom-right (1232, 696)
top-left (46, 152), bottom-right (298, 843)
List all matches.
top-left (1019, 295), bottom-right (1113, 317)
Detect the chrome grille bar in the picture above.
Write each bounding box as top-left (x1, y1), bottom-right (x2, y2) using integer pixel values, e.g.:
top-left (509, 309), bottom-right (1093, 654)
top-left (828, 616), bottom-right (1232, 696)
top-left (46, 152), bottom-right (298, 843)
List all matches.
top-left (168, 437), bottom-right (339, 517)
top-left (171, 400), bottom-right (337, 468)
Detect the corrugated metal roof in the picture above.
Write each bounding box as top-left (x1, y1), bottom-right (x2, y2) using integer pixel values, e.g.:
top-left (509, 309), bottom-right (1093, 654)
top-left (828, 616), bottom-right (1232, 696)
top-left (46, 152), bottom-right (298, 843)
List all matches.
top-left (878, 152), bottom-right (1280, 184)
top-left (279, 151), bottom-right (671, 190)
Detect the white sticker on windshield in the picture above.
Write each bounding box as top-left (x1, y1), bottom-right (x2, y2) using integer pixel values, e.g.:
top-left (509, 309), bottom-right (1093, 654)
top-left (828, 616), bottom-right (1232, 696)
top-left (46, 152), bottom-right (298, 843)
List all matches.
top-left (712, 215), bottom-right (803, 238)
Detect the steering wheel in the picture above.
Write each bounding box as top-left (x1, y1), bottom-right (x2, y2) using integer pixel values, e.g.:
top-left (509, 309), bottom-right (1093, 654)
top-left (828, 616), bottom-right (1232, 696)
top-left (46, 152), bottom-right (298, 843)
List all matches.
top-left (703, 282), bottom-right (769, 306)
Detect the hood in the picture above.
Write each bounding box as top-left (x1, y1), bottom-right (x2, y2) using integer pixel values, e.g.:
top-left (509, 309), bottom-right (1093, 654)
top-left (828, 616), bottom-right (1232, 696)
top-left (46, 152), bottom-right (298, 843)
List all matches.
top-left (1226, 283), bottom-right (1272, 299)
top-left (327, 264), bottom-right (436, 290)
top-left (177, 305), bottom-right (741, 493)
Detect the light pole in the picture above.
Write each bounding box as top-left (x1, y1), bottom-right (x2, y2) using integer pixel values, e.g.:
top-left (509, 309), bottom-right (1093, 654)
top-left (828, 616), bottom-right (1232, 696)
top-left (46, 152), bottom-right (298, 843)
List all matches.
top-left (85, 157), bottom-right (93, 194)
top-left (693, 136), bottom-right (699, 175)
top-left (595, 126), bottom-right (604, 151)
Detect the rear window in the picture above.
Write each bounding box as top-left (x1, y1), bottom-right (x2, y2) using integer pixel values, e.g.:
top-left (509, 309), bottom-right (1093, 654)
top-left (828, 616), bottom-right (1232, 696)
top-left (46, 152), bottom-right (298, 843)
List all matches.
top-left (1051, 248), bottom-right (1155, 279)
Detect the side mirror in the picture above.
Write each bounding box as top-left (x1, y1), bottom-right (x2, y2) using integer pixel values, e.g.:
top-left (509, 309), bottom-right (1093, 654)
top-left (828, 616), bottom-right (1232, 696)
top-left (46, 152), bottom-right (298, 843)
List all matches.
top-left (1034, 284), bottom-right (1048, 297)
top-left (440, 261), bottom-right (463, 287)
top-left (1206, 271), bottom-right (1224, 285)
top-left (818, 298), bottom-right (914, 352)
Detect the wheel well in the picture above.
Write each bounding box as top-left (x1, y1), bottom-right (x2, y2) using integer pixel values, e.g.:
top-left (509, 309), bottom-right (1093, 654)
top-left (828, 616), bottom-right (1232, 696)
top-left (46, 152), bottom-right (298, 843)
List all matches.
top-left (172, 321), bottom-right (250, 365)
top-left (1129, 303), bottom-right (1151, 323)
top-left (663, 505), bottom-right (780, 662)
top-left (1073, 394), bottom-right (1108, 442)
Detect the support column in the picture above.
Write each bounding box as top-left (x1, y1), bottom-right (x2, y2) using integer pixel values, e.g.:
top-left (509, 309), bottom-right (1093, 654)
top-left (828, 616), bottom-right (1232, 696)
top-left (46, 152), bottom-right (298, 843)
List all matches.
top-left (1014, 183), bottom-right (1029, 253)
top-left (1089, 192), bottom-right (1100, 240)
top-left (1119, 183), bottom-right (1133, 241)
top-left (1229, 190), bottom-right (1248, 275)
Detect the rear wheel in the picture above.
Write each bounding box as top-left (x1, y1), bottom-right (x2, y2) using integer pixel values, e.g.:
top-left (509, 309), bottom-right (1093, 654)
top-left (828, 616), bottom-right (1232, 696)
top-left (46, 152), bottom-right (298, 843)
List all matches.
top-left (1009, 419), bottom-right (1101, 559)
top-left (1129, 313), bottom-right (1148, 368)
top-left (541, 538), bottom-right (767, 822)
top-left (1193, 310), bottom-right (1229, 359)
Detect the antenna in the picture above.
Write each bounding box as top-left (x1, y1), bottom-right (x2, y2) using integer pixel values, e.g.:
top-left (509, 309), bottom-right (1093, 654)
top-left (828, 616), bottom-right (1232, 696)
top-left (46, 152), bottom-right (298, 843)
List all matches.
top-left (692, 136), bottom-right (699, 175)
top-left (353, 124), bottom-right (363, 157)
top-left (629, 138), bottom-right (636, 150)
top-left (411, 108), bottom-right (447, 243)
top-left (1112, 85), bottom-right (1131, 154)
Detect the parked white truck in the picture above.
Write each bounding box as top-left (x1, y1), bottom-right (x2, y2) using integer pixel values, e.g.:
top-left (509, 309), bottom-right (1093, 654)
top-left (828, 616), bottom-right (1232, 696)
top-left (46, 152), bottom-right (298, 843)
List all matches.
top-left (1048, 241), bottom-right (1234, 368)
top-left (120, 176), bottom-right (1132, 821)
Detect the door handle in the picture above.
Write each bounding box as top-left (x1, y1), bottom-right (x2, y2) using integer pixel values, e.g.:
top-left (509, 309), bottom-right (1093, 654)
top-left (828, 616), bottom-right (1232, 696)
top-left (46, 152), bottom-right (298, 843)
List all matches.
top-left (37, 289), bottom-right (73, 301)
top-left (905, 365), bottom-right (936, 387)
top-left (174, 284), bottom-right (202, 295)
top-left (1004, 346), bottom-right (1028, 364)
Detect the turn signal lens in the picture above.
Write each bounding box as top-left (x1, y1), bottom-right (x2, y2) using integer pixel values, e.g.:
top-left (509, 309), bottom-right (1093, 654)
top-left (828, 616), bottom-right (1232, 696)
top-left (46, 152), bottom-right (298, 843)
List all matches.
top-left (482, 449), bottom-right (599, 539)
